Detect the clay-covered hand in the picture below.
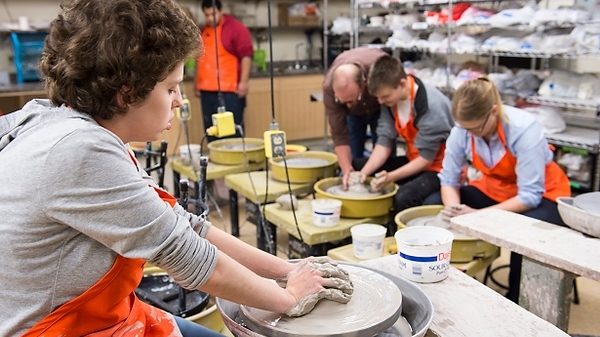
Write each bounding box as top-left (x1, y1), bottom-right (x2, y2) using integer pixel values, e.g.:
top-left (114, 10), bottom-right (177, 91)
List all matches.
top-left (276, 257), bottom-right (349, 287)
top-left (440, 204), bottom-right (476, 221)
top-left (343, 171), bottom-right (363, 190)
top-left (369, 171), bottom-right (388, 192)
top-left (284, 259), bottom-right (353, 317)
top-left (286, 287), bottom-right (352, 317)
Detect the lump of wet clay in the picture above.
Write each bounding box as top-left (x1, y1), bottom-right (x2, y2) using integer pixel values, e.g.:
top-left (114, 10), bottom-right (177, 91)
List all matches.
top-left (286, 261), bottom-right (354, 317)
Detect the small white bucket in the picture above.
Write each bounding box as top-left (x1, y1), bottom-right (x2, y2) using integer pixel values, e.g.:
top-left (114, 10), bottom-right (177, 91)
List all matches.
top-left (350, 224), bottom-right (387, 259)
top-left (311, 199), bottom-right (342, 228)
top-left (179, 144), bottom-right (201, 167)
top-left (394, 226), bottom-right (454, 283)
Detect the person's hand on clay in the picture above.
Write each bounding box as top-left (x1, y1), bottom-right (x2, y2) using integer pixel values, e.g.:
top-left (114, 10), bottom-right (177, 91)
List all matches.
top-left (369, 171), bottom-right (388, 192)
top-left (276, 257), bottom-right (349, 287)
top-left (278, 257), bottom-right (354, 317)
top-left (343, 171), bottom-right (363, 190)
top-left (440, 204), bottom-right (476, 221)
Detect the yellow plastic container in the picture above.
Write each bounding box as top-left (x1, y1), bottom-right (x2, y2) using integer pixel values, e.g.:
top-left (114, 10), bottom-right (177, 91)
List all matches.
top-left (187, 302), bottom-right (225, 332)
top-left (394, 205), bottom-right (498, 263)
top-left (208, 138), bottom-right (265, 165)
top-left (314, 177), bottom-right (398, 218)
top-left (285, 144), bottom-right (308, 154)
top-left (270, 151), bottom-right (338, 184)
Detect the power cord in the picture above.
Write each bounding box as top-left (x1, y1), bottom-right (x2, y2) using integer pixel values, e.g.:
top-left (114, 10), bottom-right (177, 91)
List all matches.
top-left (237, 126), bottom-right (276, 254)
top-left (282, 156), bottom-right (304, 243)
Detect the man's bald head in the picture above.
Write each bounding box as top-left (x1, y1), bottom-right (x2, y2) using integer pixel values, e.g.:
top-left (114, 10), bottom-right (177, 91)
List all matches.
top-left (332, 64), bottom-right (363, 91)
top-left (332, 64), bottom-right (364, 108)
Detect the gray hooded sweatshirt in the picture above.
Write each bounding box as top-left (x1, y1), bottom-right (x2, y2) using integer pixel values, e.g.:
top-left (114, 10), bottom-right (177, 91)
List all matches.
top-left (0, 99), bottom-right (217, 336)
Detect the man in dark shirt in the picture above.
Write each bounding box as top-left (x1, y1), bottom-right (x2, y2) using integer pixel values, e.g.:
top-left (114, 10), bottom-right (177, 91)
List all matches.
top-left (322, 47), bottom-right (386, 188)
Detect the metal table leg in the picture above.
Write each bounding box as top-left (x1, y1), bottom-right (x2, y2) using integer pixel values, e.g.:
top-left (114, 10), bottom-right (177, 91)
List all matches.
top-left (172, 170), bottom-right (181, 198)
top-left (229, 189), bottom-right (239, 237)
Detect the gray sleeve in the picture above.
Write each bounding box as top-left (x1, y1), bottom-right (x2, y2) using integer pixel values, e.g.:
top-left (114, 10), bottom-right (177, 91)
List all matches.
top-left (136, 149), bottom-right (213, 237)
top-left (43, 129), bottom-right (217, 289)
top-left (414, 88), bottom-right (453, 160)
top-left (172, 203), bottom-right (212, 237)
top-left (375, 106), bottom-right (398, 149)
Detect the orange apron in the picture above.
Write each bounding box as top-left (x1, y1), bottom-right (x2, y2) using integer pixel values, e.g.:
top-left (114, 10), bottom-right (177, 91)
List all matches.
top-left (196, 21), bottom-right (239, 92)
top-left (393, 76), bottom-right (445, 173)
top-left (469, 120), bottom-right (570, 203)
top-left (23, 153), bottom-right (181, 337)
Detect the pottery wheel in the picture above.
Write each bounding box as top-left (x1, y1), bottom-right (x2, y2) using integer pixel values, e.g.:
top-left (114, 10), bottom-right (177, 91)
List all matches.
top-left (285, 158), bottom-right (330, 167)
top-left (407, 215), bottom-right (471, 240)
top-left (326, 184), bottom-right (383, 198)
top-left (240, 264), bottom-right (402, 337)
top-left (221, 143), bottom-right (260, 150)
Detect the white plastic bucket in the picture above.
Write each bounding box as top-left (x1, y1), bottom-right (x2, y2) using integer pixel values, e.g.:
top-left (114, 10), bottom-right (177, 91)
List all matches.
top-left (179, 144), bottom-right (201, 167)
top-left (350, 224), bottom-right (387, 259)
top-left (394, 226), bottom-right (454, 283)
top-left (311, 199), bottom-right (342, 227)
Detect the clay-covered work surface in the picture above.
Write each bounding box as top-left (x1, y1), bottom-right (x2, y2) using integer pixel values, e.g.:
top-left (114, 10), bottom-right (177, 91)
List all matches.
top-left (240, 264), bottom-right (402, 337)
top-left (326, 184), bottom-right (383, 198)
top-left (284, 157), bottom-right (330, 167)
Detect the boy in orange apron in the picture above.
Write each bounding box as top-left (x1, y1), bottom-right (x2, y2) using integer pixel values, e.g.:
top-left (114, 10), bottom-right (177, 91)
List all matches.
top-left (426, 78), bottom-right (570, 302)
top-left (352, 55), bottom-right (453, 235)
top-left (0, 1), bottom-right (352, 336)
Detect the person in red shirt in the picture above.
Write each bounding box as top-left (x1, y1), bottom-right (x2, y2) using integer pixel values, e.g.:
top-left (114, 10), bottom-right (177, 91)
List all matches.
top-left (195, 0), bottom-right (253, 141)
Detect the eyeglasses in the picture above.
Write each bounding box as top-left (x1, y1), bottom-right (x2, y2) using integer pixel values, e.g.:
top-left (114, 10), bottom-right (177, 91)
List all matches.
top-left (457, 110), bottom-right (492, 133)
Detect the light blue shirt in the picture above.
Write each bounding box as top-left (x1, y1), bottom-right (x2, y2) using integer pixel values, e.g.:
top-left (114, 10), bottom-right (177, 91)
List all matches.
top-left (439, 105), bottom-right (554, 208)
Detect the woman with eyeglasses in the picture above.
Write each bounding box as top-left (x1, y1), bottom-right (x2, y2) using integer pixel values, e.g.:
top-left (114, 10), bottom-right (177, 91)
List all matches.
top-left (425, 77), bottom-right (570, 302)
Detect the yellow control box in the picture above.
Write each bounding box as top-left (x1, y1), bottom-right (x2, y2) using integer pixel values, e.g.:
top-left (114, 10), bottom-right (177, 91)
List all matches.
top-left (206, 111), bottom-right (236, 138)
top-left (264, 129), bottom-right (287, 158)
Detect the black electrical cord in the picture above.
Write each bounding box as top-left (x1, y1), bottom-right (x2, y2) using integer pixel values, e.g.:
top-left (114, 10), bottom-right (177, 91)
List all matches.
top-left (266, 0), bottom-right (276, 123)
top-left (283, 156), bottom-right (304, 243)
top-left (262, 160), bottom-right (275, 253)
top-left (265, 0), bottom-right (304, 253)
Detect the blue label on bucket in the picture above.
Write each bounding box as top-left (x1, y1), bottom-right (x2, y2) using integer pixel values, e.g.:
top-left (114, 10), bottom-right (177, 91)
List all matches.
top-left (314, 211), bottom-right (334, 216)
top-left (399, 252), bottom-right (438, 262)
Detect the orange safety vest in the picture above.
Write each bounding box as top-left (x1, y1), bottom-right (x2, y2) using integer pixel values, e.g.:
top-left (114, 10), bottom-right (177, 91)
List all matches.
top-left (469, 120), bottom-right (570, 203)
top-left (23, 154), bottom-right (182, 337)
top-left (196, 20), bottom-right (239, 93)
top-left (392, 76), bottom-right (445, 173)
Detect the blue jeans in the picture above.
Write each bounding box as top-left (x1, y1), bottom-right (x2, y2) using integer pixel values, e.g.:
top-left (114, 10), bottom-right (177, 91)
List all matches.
top-left (174, 315), bottom-right (225, 337)
top-left (347, 113), bottom-right (379, 159)
top-left (200, 91), bottom-right (245, 142)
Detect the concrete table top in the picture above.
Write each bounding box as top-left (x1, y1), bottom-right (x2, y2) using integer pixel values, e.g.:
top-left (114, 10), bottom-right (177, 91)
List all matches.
top-left (365, 255), bottom-right (570, 337)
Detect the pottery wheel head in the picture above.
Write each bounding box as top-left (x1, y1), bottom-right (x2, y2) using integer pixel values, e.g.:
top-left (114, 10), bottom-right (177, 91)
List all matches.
top-left (240, 264), bottom-right (402, 337)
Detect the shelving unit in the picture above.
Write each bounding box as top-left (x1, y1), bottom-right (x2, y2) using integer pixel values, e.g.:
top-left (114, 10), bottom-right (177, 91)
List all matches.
top-left (343, 0), bottom-right (600, 192)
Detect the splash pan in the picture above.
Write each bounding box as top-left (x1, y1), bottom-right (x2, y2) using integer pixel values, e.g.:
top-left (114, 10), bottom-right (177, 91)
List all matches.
top-left (208, 138), bottom-right (265, 165)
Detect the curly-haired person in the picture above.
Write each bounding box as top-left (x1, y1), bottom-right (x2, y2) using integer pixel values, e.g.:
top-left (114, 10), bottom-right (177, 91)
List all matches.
top-left (0, 1), bottom-right (351, 336)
